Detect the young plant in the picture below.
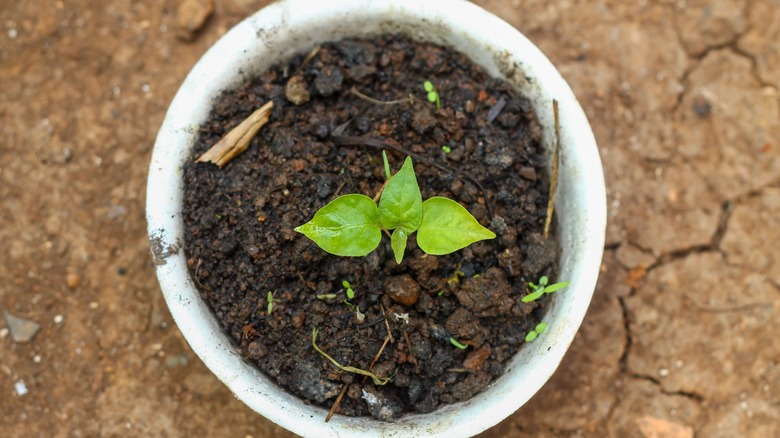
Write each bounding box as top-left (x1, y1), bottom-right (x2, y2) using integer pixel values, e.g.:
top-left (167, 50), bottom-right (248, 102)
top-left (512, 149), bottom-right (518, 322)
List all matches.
top-left (525, 322), bottom-right (548, 342)
top-left (423, 81), bottom-right (441, 109)
top-left (267, 291), bottom-right (274, 315)
top-left (521, 275), bottom-right (570, 303)
top-left (449, 337), bottom-right (468, 349)
top-left (343, 280), bottom-right (355, 300)
top-left (295, 156), bottom-right (495, 264)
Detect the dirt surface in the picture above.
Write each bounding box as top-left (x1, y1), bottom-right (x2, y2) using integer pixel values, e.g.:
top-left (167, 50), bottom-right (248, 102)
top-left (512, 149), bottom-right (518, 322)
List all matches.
top-left (1, 0), bottom-right (778, 436)
top-left (182, 35), bottom-right (552, 419)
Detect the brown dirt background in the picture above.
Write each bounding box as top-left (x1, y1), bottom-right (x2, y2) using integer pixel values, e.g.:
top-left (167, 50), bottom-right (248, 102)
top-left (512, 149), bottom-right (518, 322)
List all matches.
top-left (1, 0), bottom-right (778, 436)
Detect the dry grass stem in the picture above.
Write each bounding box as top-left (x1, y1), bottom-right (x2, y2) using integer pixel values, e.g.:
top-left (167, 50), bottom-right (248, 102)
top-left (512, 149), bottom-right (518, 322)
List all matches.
top-left (544, 100), bottom-right (560, 239)
top-left (196, 100), bottom-right (274, 168)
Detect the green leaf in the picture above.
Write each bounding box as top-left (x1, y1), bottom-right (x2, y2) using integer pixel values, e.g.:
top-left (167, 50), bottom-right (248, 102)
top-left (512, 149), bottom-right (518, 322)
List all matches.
top-left (424, 81), bottom-right (434, 92)
top-left (391, 228), bottom-right (408, 264)
top-left (378, 157), bottom-right (423, 233)
top-left (521, 289), bottom-right (545, 303)
top-left (449, 338), bottom-right (468, 349)
top-left (427, 92), bottom-right (437, 103)
top-left (342, 280), bottom-right (351, 289)
top-left (525, 331), bottom-right (538, 342)
top-left (543, 281), bottom-right (570, 293)
top-left (535, 322), bottom-right (548, 333)
top-left (417, 197), bottom-right (496, 255)
top-left (539, 276), bottom-right (549, 286)
top-left (294, 194), bottom-right (381, 256)
top-left (382, 150), bottom-right (391, 180)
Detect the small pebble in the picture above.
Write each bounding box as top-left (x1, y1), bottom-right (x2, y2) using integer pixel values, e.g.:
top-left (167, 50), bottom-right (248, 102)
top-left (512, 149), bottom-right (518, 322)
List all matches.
top-left (659, 368), bottom-right (670, 377)
top-left (88, 302), bottom-right (99, 309)
top-left (7, 28), bottom-right (18, 39)
top-left (383, 275), bottom-right (421, 307)
top-left (0, 328), bottom-right (8, 338)
top-left (4, 311), bottom-right (41, 343)
top-left (66, 273), bottom-right (81, 289)
top-left (15, 380), bottom-right (28, 396)
top-left (33, 354), bottom-right (41, 364)
top-left (175, 0), bottom-right (213, 41)
top-left (53, 314), bottom-right (64, 324)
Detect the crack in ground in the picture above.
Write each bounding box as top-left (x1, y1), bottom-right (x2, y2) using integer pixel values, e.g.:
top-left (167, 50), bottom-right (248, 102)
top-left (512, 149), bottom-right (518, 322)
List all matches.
top-left (630, 374), bottom-right (705, 402)
top-left (643, 200), bottom-right (732, 274)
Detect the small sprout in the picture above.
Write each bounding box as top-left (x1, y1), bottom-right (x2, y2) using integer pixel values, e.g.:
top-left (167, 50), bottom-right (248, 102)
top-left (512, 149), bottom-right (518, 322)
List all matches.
top-left (295, 157), bottom-right (495, 264)
top-left (525, 321), bottom-right (549, 343)
top-left (441, 145), bottom-right (451, 154)
top-left (215, 213), bottom-right (223, 220)
top-left (343, 280), bottom-right (355, 300)
top-left (447, 269), bottom-right (465, 284)
top-left (449, 338), bottom-right (468, 349)
top-left (316, 293), bottom-right (337, 300)
top-left (312, 327), bottom-right (391, 385)
top-left (343, 300), bottom-right (355, 310)
top-left (382, 150), bottom-right (391, 180)
top-left (423, 80), bottom-right (441, 109)
top-left (521, 275), bottom-right (570, 303)
top-left (472, 273), bottom-right (481, 279)
top-left (437, 290), bottom-right (444, 297)
top-left (267, 291), bottom-right (274, 315)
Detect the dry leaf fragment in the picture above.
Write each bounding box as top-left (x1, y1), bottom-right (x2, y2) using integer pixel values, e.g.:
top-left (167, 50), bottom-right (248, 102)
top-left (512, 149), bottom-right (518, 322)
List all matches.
top-left (196, 101), bottom-right (273, 168)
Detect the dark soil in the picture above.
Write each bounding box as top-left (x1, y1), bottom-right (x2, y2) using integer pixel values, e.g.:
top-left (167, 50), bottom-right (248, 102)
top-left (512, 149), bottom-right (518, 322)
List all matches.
top-left (182, 34), bottom-right (557, 420)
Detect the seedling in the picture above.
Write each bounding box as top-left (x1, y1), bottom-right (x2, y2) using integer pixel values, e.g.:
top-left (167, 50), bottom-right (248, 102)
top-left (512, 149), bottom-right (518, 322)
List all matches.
top-left (267, 291), bottom-right (274, 315)
top-left (449, 338), bottom-right (468, 349)
top-left (521, 276), bottom-right (570, 303)
top-left (343, 280), bottom-right (355, 300)
top-left (295, 156), bottom-right (495, 264)
top-left (441, 145), bottom-right (451, 154)
top-left (525, 322), bottom-right (548, 342)
top-left (424, 81), bottom-right (441, 109)
top-left (316, 293), bottom-right (337, 300)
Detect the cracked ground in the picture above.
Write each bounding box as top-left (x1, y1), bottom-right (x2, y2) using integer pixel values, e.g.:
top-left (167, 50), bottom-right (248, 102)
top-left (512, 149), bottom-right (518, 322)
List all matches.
top-left (1, 0), bottom-right (778, 436)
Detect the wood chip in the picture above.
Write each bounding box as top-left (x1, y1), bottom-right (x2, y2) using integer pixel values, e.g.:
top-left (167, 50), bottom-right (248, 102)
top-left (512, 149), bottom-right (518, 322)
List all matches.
top-left (196, 101), bottom-right (273, 168)
top-left (544, 100), bottom-right (560, 239)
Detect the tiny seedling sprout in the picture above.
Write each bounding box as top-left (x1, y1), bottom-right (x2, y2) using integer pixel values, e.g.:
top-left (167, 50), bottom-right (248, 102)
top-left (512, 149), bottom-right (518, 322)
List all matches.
top-left (267, 291), bottom-right (274, 315)
top-left (449, 338), bottom-right (468, 349)
top-left (441, 145), bottom-right (451, 154)
top-left (521, 275), bottom-right (570, 303)
top-left (295, 156), bottom-right (495, 264)
top-left (423, 80), bottom-right (441, 109)
top-left (343, 280), bottom-right (355, 300)
top-left (316, 293), bottom-right (337, 300)
top-left (525, 322), bottom-right (548, 343)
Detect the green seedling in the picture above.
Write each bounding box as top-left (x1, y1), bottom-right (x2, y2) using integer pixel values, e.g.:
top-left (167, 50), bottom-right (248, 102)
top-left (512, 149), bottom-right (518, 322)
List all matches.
top-left (441, 145), bottom-right (451, 154)
top-left (521, 276), bottom-right (570, 303)
top-left (316, 293), bottom-right (337, 300)
top-left (295, 156), bottom-right (495, 264)
top-left (449, 338), bottom-right (468, 349)
top-left (312, 327), bottom-right (390, 385)
top-left (343, 280), bottom-right (355, 300)
top-left (437, 290), bottom-right (444, 297)
top-left (424, 81), bottom-right (441, 109)
top-left (525, 321), bottom-right (548, 342)
top-left (447, 269), bottom-right (465, 285)
top-left (267, 291), bottom-right (274, 315)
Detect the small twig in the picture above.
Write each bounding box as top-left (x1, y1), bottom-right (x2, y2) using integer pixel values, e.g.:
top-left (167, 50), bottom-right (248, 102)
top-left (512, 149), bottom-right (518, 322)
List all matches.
top-left (379, 304), bottom-right (395, 343)
top-left (403, 331), bottom-right (419, 373)
top-left (350, 86), bottom-right (408, 106)
top-left (331, 135), bottom-right (494, 219)
top-left (311, 327), bottom-right (390, 385)
top-left (197, 101), bottom-right (274, 168)
top-left (293, 45), bottom-right (321, 76)
top-left (325, 383), bottom-right (349, 423)
top-left (544, 100), bottom-right (560, 239)
top-left (373, 180), bottom-right (388, 203)
top-left (368, 334), bottom-right (392, 372)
